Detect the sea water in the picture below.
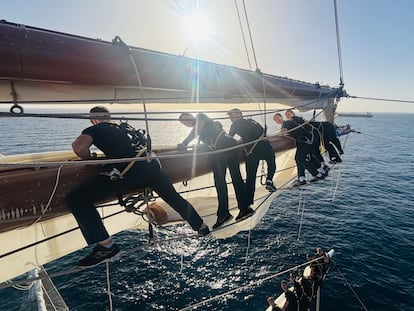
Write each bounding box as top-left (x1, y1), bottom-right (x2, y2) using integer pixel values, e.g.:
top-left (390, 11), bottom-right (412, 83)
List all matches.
top-left (0, 112), bottom-right (413, 311)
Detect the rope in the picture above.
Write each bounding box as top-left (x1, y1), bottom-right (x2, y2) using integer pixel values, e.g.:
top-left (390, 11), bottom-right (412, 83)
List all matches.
top-left (335, 264), bottom-right (369, 311)
top-left (112, 36), bottom-right (152, 160)
top-left (241, 0), bottom-right (258, 69)
top-left (177, 255), bottom-right (328, 311)
top-left (25, 165), bottom-right (63, 228)
top-left (297, 198), bottom-right (305, 241)
top-left (0, 232), bottom-right (202, 290)
top-left (349, 95), bottom-right (414, 104)
top-left (106, 261), bottom-right (114, 311)
top-left (244, 218), bottom-right (253, 264)
top-left (333, 0), bottom-right (344, 86)
top-left (234, 0), bottom-right (252, 70)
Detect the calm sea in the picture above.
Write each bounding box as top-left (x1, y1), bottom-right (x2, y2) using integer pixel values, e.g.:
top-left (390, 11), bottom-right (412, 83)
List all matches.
top-left (0, 111), bottom-right (413, 311)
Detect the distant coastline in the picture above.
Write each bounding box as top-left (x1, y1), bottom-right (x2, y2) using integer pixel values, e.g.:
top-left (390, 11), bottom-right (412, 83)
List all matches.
top-left (336, 112), bottom-right (373, 118)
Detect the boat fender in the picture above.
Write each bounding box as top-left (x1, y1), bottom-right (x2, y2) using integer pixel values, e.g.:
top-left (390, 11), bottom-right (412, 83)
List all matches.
top-left (148, 203), bottom-right (168, 225)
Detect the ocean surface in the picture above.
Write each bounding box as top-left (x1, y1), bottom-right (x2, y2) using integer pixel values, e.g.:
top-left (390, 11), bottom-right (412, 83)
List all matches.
top-left (0, 111), bottom-right (413, 311)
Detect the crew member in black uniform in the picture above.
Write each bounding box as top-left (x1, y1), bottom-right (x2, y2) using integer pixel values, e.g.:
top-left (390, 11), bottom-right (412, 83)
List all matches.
top-left (227, 108), bottom-right (276, 206)
top-left (66, 106), bottom-right (210, 267)
top-left (273, 113), bottom-right (321, 186)
top-left (285, 110), bottom-right (328, 177)
top-left (281, 280), bottom-right (299, 311)
top-left (310, 120), bottom-right (343, 163)
top-left (178, 112), bottom-right (253, 229)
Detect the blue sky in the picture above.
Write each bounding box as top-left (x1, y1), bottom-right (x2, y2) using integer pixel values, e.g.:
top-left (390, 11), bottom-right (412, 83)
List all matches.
top-left (2, 0), bottom-right (414, 113)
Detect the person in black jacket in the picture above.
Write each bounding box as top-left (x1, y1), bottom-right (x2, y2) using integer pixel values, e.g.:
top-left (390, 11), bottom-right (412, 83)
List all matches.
top-left (227, 108), bottom-right (276, 207)
top-left (66, 106), bottom-right (210, 267)
top-left (178, 112), bottom-right (254, 229)
top-left (285, 110), bottom-right (328, 177)
top-left (273, 113), bottom-right (322, 186)
top-left (309, 120), bottom-right (343, 163)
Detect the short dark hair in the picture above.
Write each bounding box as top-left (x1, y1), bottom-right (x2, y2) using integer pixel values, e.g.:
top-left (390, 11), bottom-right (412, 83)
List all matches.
top-left (89, 106), bottom-right (110, 120)
top-left (227, 108), bottom-right (242, 116)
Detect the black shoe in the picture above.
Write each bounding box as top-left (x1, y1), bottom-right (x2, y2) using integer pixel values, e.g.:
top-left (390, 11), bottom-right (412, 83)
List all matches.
top-left (236, 207), bottom-right (255, 221)
top-left (323, 165), bottom-right (330, 173)
top-left (212, 214), bottom-right (233, 229)
top-left (197, 223), bottom-right (211, 237)
top-left (293, 180), bottom-right (307, 187)
top-left (77, 243), bottom-right (120, 267)
top-left (265, 180), bottom-right (277, 192)
top-left (310, 174), bottom-right (324, 182)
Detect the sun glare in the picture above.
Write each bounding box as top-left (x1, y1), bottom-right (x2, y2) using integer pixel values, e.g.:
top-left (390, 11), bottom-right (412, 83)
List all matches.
top-left (182, 10), bottom-right (214, 43)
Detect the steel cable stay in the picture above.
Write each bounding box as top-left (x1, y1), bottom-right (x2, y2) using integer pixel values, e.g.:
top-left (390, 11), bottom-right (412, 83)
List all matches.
top-left (348, 95), bottom-right (414, 104)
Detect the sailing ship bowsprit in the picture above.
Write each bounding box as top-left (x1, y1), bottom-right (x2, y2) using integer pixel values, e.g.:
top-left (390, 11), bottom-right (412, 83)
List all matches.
top-left (0, 20), bottom-right (344, 284)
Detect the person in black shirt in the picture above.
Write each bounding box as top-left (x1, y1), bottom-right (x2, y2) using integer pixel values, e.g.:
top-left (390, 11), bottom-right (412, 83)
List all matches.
top-left (310, 120), bottom-right (343, 163)
top-left (66, 106), bottom-right (210, 267)
top-left (178, 113), bottom-right (253, 229)
top-left (267, 296), bottom-right (282, 311)
top-left (285, 110), bottom-right (328, 178)
top-left (227, 108), bottom-right (276, 206)
top-left (273, 113), bottom-right (321, 186)
top-left (281, 280), bottom-right (299, 311)
top-left (290, 273), bottom-right (310, 311)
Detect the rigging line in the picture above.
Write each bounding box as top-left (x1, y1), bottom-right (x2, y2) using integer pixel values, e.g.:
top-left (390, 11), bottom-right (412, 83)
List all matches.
top-left (0, 233), bottom-right (201, 290)
top-left (0, 107), bottom-right (288, 121)
top-left (0, 130), bottom-right (291, 168)
top-left (178, 255), bottom-right (328, 311)
top-left (241, 0), bottom-right (259, 69)
top-left (244, 218), bottom-right (253, 264)
top-left (333, 0), bottom-right (344, 86)
top-left (349, 95), bottom-right (414, 104)
top-left (25, 165), bottom-right (63, 228)
top-left (106, 261), bottom-right (114, 311)
top-left (297, 198), bottom-right (305, 241)
top-left (359, 131), bottom-right (410, 146)
top-left (334, 264), bottom-right (369, 311)
top-left (234, 0), bottom-right (252, 70)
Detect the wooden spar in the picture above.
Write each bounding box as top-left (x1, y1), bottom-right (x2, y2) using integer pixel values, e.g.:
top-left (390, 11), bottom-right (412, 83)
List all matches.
top-left (0, 20), bottom-right (342, 108)
top-left (0, 134), bottom-right (295, 233)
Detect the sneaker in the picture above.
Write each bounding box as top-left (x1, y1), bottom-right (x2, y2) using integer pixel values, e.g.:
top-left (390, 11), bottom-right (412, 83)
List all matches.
top-left (310, 174), bottom-right (324, 182)
top-left (265, 180), bottom-right (277, 192)
top-left (212, 213), bottom-right (233, 229)
top-left (293, 180), bottom-right (307, 187)
top-left (197, 223), bottom-right (211, 237)
top-left (323, 165), bottom-right (330, 173)
top-left (77, 243), bottom-right (120, 267)
top-left (235, 207), bottom-right (255, 221)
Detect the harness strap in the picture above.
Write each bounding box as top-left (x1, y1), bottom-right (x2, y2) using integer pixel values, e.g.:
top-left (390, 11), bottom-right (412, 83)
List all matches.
top-left (119, 147), bottom-right (147, 178)
top-left (209, 130), bottom-right (225, 150)
top-left (245, 134), bottom-right (264, 156)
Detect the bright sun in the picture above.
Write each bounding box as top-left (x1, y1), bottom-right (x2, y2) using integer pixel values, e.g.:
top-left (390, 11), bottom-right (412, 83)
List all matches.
top-left (182, 10), bottom-right (214, 43)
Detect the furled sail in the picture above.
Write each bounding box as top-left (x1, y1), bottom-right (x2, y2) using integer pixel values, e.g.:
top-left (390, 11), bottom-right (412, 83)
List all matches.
top-left (0, 20), bottom-right (342, 111)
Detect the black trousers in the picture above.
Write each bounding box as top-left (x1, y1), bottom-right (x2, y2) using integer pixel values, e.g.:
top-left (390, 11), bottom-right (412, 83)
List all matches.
top-left (295, 141), bottom-right (319, 178)
top-left (245, 140), bottom-right (276, 205)
top-left (321, 123), bottom-right (343, 160)
top-left (66, 160), bottom-right (204, 245)
top-left (310, 130), bottom-right (324, 165)
top-left (208, 135), bottom-right (248, 219)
